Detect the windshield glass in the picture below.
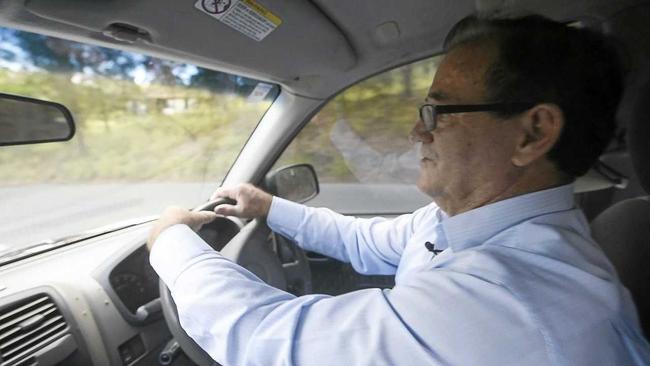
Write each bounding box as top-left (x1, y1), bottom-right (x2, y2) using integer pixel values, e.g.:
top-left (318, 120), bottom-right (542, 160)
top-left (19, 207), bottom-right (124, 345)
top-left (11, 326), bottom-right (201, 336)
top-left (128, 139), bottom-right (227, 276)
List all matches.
top-left (0, 27), bottom-right (279, 254)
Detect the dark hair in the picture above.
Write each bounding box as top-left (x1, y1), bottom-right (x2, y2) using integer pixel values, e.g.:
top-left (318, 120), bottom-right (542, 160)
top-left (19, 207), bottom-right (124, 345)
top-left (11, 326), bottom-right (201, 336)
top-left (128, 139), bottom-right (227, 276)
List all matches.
top-left (444, 15), bottom-right (624, 177)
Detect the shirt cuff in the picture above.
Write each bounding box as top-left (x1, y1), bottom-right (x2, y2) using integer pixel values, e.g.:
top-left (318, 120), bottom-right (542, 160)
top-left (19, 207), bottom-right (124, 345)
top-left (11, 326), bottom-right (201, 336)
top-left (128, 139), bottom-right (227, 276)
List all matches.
top-left (149, 224), bottom-right (218, 288)
top-left (266, 196), bottom-right (306, 237)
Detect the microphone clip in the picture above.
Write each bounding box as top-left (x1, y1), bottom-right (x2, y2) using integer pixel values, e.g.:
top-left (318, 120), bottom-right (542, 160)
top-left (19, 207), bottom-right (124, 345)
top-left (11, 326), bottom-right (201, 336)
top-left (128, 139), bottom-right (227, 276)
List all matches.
top-left (424, 241), bottom-right (443, 255)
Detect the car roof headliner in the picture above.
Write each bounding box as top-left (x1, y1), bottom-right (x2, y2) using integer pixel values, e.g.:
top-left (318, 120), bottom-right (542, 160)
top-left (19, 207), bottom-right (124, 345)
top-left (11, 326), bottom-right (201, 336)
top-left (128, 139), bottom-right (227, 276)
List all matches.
top-left (0, 0), bottom-right (641, 99)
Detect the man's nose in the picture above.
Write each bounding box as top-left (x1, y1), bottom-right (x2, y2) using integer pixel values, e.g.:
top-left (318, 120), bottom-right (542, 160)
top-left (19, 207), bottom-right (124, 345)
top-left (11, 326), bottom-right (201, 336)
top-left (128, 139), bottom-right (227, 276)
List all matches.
top-left (409, 119), bottom-right (434, 144)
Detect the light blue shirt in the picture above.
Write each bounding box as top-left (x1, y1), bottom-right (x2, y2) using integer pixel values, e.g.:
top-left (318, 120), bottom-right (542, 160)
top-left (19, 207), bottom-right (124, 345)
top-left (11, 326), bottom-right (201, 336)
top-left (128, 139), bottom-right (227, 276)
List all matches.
top-left (150, 184), bottom-right (650, 365)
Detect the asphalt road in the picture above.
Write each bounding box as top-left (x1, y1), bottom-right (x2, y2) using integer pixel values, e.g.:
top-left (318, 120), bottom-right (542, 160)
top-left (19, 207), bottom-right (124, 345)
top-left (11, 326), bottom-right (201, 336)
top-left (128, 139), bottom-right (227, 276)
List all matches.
top-left (0, 182), bottom-right (216, 251)
top-left (0, 182), bottom-right (430, 253)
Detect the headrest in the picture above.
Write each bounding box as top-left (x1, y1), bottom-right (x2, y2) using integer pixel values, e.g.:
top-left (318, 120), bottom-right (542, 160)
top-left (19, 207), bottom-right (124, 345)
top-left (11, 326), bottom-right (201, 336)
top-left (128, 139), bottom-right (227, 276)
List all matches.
top-left (629, 71), bottom-right (650, 194)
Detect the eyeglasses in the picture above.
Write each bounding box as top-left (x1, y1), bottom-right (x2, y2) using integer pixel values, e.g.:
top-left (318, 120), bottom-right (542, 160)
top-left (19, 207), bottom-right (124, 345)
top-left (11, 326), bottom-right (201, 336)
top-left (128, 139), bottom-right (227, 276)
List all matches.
top-left (418, 102), bottom-right (535, 132)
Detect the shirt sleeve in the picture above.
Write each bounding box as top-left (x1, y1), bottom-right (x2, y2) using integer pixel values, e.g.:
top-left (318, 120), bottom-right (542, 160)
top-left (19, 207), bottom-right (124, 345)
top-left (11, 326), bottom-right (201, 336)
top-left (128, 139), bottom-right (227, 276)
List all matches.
top-left (149, 225), bottom-right (552, 366)
top-left (267, 197), bottom-right (431, 275)
top-left (150, 225), bottom-right (435, 366)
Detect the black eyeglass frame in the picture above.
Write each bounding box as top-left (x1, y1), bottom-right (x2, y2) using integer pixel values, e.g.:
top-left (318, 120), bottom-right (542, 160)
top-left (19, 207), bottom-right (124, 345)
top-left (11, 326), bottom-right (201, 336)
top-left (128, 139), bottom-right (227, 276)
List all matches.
top-left (419, 102), bottom-right (535, 132)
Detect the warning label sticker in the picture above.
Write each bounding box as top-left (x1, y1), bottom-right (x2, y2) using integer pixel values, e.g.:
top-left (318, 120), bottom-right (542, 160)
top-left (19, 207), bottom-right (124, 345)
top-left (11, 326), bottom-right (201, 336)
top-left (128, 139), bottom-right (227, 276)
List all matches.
top-left (195, 0), bottom-right (282, 42)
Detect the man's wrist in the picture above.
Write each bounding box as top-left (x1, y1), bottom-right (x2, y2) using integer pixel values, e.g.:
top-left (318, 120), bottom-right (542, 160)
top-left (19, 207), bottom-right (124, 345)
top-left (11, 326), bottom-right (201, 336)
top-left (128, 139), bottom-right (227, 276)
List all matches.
top-left (266, 196), bottom-right (305, 236)
top-left (147, 222), bottom-right (185, 251)
top-left (261, 193), bottom-right (274, 217)
top-left (149, 224), bottom-right (216, 288)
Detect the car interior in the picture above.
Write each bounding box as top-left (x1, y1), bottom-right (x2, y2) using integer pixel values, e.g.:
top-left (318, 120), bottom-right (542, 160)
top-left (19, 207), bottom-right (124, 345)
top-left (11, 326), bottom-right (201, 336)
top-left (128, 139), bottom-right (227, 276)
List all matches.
top-left (0, 0), bottom-right (648, 365)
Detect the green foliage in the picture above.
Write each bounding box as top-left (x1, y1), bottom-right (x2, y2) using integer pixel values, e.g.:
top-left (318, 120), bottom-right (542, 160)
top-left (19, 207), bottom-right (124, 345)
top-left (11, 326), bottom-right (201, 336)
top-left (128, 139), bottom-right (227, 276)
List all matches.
top-left (0, 69), bottom-right (270, 184)
top-left (0, 54), bottom-right (440, 185)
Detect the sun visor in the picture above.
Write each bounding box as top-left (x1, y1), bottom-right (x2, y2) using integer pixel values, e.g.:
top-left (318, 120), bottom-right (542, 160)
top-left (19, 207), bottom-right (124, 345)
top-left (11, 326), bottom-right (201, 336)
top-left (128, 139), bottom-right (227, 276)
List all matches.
top-left (23, 0), bottom-right (356, 90)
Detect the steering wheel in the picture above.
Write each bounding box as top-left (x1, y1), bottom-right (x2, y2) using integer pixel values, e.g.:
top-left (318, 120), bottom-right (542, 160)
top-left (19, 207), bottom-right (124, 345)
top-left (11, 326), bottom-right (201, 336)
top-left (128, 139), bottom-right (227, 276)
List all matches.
top-left (159, 198), bottom-right (312, 365)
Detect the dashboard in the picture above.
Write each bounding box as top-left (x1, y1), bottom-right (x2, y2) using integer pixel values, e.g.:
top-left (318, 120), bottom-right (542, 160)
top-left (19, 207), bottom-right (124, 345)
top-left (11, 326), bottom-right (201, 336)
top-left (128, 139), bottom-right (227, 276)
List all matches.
top-left (0, 216), bottom-right (243, 366)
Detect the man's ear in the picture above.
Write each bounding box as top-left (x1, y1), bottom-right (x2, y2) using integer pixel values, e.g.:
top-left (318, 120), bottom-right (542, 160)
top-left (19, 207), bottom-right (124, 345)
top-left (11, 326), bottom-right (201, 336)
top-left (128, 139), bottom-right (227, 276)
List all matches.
top-left (511, 103), bottom-right (564, 167)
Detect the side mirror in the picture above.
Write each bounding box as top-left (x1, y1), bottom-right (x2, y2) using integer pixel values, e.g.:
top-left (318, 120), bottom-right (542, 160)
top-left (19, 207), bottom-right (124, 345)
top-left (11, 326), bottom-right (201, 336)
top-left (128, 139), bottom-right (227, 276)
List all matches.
top-left (0, 93), bottom-right (75, 147)
top-left (265, 164), bottom-right (319, 203)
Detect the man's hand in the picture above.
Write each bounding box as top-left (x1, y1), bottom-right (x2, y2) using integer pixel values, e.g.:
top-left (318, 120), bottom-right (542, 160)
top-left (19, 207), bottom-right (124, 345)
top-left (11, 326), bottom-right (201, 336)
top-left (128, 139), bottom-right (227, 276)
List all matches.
top-left (147, 206), bottom-right (217, 251)
top-left (210, 183), bottom-right (273, 219)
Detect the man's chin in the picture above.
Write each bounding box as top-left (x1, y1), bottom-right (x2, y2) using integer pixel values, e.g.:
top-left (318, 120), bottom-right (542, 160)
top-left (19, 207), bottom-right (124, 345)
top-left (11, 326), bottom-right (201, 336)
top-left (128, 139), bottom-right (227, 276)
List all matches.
top-left (416, 176), bottom-right (436, 197)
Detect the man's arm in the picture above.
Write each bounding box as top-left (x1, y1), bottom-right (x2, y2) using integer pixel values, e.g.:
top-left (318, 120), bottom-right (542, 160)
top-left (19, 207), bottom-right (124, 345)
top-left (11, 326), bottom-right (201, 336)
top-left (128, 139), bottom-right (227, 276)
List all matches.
top-left (150, 224), bottom-right (549, 366)
top-left (212, 184), bottom-right (424, 275)
top-left (150, 225), bottom-right (431, 366)
top-left (267, 195), bottom-right (422, 275)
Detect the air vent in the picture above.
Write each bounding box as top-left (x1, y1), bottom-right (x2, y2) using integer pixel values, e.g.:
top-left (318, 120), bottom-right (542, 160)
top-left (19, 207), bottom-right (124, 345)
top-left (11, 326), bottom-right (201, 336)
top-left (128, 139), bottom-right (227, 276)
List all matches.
top-left (0, 295), bottom-right (69, 366)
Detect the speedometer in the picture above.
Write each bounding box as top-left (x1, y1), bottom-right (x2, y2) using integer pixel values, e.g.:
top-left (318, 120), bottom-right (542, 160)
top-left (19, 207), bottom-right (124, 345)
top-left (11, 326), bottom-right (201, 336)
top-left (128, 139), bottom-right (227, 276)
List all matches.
top-left (110, 272), bottom-right (146, 312)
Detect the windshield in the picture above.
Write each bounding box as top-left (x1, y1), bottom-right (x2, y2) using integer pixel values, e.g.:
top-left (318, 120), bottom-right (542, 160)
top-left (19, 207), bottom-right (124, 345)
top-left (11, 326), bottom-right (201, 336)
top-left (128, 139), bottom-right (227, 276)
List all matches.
top-left (0, 27), bottom-right (279, 254)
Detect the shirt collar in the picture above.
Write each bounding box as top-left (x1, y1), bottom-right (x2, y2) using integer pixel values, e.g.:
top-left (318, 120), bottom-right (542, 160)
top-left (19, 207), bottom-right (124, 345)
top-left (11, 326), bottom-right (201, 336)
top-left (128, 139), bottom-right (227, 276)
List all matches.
top-left (440, 183), bottom-right (575, 252)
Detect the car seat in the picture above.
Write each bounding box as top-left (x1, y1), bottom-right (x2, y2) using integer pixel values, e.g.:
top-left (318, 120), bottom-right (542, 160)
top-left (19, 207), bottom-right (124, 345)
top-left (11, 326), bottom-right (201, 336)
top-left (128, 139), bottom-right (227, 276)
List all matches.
top-left (591, 74), bottom-right (650, 338)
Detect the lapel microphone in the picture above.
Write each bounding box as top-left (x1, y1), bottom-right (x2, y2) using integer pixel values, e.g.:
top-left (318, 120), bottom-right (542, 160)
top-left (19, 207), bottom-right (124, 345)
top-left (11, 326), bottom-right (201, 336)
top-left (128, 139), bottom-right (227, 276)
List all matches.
top-left (424, 241), bottom-right (443, 255)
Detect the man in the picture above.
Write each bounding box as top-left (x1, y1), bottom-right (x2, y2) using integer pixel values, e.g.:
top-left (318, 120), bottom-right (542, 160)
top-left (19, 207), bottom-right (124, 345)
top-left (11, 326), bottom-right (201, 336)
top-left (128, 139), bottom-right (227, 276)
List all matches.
top-left (148, 14), bottom-right (650, 365)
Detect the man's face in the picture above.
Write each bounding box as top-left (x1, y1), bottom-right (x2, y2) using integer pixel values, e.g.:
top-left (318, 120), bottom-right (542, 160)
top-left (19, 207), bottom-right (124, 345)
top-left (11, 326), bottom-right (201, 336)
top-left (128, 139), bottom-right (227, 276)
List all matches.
top-left (411, 42), bottom-right (522, 212)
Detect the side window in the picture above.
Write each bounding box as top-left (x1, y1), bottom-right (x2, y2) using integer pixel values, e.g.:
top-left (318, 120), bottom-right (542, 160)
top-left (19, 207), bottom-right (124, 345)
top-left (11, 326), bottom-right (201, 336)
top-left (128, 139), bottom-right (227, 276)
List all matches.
top-left (273, 56), bottom-right (442, 212)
